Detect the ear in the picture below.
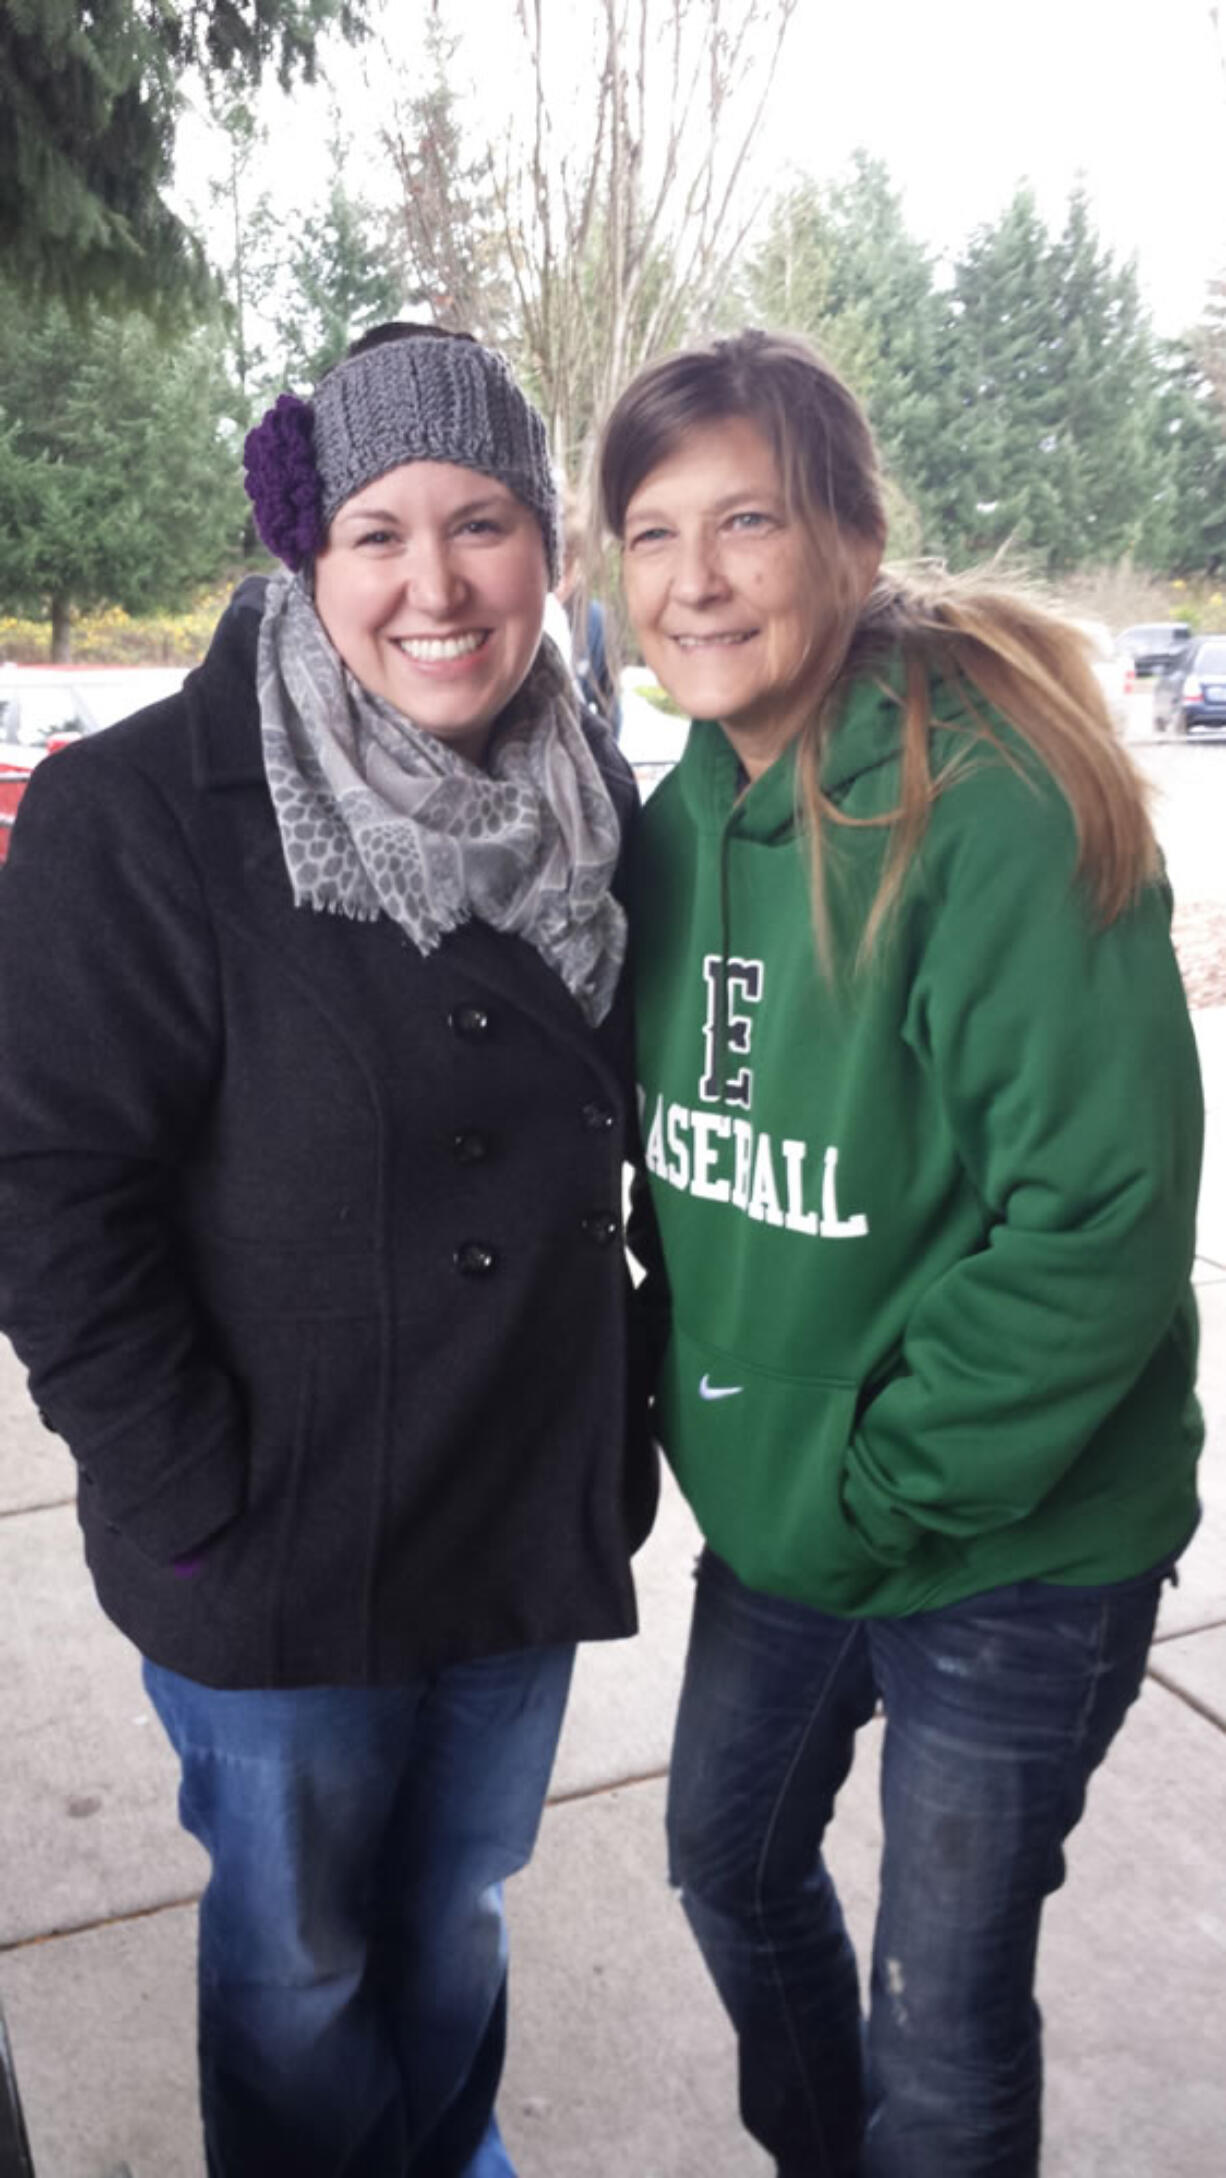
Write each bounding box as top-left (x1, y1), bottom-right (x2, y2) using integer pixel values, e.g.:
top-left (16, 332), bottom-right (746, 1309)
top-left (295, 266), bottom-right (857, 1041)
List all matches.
top-left (849, 532), bottom-right (885, 609)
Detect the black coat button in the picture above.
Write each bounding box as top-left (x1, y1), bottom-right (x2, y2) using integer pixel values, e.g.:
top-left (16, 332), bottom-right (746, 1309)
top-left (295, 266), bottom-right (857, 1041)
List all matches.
top-left (451, 1130), bottom-right (491, 1165)
top-left (581, 1212), bottom-right (620, 1246)
top-left (455, 1240), bottom-right (497, 1276)
top-left (448, 1003), bottom-right (492, 1041)
top-left (580, 1101), bottom-right (615, 1132)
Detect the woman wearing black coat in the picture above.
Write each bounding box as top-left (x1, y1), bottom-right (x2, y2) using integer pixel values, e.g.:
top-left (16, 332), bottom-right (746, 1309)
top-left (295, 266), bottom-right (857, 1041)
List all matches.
top-left (0, 325), bottom-right (654, 2178)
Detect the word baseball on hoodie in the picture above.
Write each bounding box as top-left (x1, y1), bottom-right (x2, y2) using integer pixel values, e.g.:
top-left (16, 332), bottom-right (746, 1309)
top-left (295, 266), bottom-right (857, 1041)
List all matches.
top-left (640, 953), bottom-right (869, 1240)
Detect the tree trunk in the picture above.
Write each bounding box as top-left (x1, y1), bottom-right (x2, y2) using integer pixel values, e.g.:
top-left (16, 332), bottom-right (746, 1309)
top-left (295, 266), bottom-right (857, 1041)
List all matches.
top-left (49, 596), bottom-right (72, 662)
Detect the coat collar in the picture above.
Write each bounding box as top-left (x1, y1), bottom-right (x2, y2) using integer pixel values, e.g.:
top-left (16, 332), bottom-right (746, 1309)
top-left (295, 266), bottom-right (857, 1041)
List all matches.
top-left (186, 577), bottom-right (270, 791)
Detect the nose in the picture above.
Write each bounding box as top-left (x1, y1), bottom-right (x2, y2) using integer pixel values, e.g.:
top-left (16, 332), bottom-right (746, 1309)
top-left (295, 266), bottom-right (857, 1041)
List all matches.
top-left (670, 527), bottom-right (729, 607)
top-left (403, 535), bottom-right (467, 617)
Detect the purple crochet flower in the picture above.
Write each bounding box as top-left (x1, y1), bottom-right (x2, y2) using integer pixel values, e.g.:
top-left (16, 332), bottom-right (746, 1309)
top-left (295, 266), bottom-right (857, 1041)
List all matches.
top-left (242, 393), bottom-right (325, 569)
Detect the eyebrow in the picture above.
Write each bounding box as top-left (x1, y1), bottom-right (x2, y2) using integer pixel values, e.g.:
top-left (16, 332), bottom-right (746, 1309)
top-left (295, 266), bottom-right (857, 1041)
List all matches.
top-left (335, 489), bottom-right (514, 527)
top-left (626, 486), bottom-right (786, 523)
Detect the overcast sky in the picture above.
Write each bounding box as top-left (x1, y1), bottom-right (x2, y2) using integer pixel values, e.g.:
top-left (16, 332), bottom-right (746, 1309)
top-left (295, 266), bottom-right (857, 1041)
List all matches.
top-left (174, 0), bottom-right (1226, 337)
top-left (772, 0), bottom-right (1226, 332)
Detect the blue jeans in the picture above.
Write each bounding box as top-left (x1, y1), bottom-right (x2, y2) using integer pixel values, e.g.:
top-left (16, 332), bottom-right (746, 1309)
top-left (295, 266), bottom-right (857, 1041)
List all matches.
top-left (666, 1550), bottom-right (1164, 2178)
top-left (144, 1646), bottom-right (574, 2178)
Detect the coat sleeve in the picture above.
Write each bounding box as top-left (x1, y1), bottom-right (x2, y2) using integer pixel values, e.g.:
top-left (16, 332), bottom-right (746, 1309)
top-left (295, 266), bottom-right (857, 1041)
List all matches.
top-left (840, 761), bottom-right (1203, 1564)
top-left (0, 740), bottom-right (248, 1562)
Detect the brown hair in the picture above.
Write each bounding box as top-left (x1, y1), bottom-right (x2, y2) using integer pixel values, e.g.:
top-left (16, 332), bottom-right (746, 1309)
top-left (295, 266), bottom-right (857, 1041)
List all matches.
top-left (599, 330), bottom-right (1158, 964)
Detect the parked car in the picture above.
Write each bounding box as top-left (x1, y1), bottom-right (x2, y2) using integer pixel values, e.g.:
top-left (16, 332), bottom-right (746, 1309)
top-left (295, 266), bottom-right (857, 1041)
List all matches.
top-left (0, 670), bottom-right (102, 864)
top-left (1117, 621), bottom-right (1193, 676)
top-left (0, 670), bottom-right (100, 750)
top-left (1072, 620), bottom-right (1136, 735)
top-left (1152, 635), bottom-right (1226, 736)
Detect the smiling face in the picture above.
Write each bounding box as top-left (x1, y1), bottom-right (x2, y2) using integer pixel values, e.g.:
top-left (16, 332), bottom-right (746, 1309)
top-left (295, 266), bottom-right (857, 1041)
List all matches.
top-left (621, 415), bottom-right (879, 780)
top-left (312, 460), bottom-right (549, 766)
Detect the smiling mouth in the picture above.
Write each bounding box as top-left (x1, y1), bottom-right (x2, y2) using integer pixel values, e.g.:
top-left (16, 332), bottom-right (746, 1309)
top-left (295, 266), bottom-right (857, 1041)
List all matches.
top-left (671, 632), bottom-right (756, 650)
top-left (393, 632), bottom-right (490, 662)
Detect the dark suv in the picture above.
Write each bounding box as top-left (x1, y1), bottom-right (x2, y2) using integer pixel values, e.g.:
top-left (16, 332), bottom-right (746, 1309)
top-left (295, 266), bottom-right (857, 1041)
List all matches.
top-left (1153, 635), bottom-right (1226, 735)
top-left (1117, 622), bottom-right (1193, 675)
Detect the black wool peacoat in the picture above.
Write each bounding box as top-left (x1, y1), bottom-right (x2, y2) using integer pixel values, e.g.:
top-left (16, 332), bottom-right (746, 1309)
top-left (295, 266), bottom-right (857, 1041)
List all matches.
top-left (0, 586), bottom-right (657, 1689)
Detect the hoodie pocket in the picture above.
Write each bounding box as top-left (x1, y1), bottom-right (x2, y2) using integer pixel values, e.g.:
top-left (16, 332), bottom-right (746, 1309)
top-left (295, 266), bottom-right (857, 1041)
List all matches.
top-left (658, 1324), bottom-right (882, 1609)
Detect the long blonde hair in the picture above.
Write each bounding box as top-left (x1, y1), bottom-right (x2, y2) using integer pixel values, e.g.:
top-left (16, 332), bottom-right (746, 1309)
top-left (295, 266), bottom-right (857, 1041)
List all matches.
top-left (599, 331), bottom-right (1158, 966)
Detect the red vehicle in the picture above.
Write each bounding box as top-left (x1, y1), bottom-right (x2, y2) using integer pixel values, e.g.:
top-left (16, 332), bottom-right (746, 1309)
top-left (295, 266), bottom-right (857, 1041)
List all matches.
top-left (0, 672), bottom-right (100, 863)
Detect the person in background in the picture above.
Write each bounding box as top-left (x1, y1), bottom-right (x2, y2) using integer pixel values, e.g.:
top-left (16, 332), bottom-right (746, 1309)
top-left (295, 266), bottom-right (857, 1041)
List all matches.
top-left (558, 488), bottom-right (622, 737)
top-left (0, 324), bottom-right (654, 2178)
top-left (599, 328), bottom-right (1203, 2178)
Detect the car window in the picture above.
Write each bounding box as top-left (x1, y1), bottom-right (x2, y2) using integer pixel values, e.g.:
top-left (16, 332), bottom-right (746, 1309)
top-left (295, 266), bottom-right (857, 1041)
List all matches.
top-left (0, 684), bottom-right (100, 745)
top-left (19, 686), bottom-right (93, 741)
top-left (1194, 642), bottom-right (1226, 674)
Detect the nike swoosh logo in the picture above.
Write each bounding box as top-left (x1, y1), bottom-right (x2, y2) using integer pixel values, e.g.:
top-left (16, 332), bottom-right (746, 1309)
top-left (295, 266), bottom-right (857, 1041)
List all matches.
top-left (699, 1374), bottom-right (743, 1401)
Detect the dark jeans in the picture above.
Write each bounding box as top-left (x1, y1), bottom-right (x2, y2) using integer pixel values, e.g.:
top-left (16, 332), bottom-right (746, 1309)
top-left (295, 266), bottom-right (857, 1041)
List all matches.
top-left (145, 1646), bottom-right (574, 2178)
top-left (666, 1549), bottom-right (1164, 2178)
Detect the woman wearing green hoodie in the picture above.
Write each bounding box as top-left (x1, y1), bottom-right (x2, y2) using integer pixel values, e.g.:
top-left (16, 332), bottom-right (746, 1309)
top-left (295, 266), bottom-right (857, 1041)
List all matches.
top-left (599, 333), bottom-right (1203, 2178)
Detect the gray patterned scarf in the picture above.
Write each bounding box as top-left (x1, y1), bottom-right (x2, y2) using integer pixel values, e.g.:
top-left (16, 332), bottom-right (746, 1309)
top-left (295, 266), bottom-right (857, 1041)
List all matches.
top-left (255, 572), bottom-right (627, 1025)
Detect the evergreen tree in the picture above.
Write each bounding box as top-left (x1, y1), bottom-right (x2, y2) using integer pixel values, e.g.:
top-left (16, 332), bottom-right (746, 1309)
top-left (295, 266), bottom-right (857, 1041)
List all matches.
top-left (934, 187), bottom-right (1161, 573)
top-left (742, 170), bottom-right (887, 406)
top-left (0, 282), bottom-right (245, 655)
top-left (742, 157), bottom-right (949, 553)
top-left (931, 189), bottom-right (1065, 564)
top-left (0, 0), bottom-right (371, 318)
top-left (1143, 335), bottom-right (1226, 575)
top-left (1191, 272), bottom-right (1226, 414)
top-left (275, 136), bottom-right (405, 387)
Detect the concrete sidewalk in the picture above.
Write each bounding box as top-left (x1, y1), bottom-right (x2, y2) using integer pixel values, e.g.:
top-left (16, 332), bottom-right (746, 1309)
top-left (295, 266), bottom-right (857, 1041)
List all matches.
top-left (1, 1010), bottom-right (1223, 2178)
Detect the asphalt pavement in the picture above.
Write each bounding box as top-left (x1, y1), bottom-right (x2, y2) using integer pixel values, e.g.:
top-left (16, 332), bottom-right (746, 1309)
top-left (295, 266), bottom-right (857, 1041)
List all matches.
top-left (0, 739), bottom-right (1223, 2174)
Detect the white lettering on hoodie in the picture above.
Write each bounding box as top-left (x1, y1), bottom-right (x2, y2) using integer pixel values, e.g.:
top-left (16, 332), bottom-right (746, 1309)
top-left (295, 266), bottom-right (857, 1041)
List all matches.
top-left (642, 1094), bottom-right (869, 1240)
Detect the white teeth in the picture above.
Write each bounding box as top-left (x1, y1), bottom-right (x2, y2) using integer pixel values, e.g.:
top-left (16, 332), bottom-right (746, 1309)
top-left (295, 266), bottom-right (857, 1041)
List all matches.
top-left (674, 633), bottom-right (752, 649)
top-left (395, 632), bottom-right (486, 661)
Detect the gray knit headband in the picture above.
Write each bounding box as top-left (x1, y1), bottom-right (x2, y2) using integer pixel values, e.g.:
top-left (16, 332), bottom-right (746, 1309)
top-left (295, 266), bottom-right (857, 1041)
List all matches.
top-left (243, 334), bottom-right (560, 580)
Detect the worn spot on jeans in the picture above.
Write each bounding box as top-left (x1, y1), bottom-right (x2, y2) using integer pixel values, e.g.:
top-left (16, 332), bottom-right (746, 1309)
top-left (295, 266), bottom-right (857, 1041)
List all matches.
top-left (934, 1634), bottom-right (1004, 1675)
top-left (885, 1955), bottom-right (909, 2027)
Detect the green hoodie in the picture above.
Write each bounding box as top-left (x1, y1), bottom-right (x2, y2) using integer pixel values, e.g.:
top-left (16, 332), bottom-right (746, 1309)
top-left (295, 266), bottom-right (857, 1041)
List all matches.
top-left (632, 669), bottom-right (1204, 1615)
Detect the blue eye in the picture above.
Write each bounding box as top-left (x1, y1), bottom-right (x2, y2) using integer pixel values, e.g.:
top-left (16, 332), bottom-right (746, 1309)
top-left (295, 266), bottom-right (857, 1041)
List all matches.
top-left (727, 510), bottom-right (773, 533)
top-left (627, 526), bottom-right (670, 549)
top-left (357, 529), bottom-right (396, 548)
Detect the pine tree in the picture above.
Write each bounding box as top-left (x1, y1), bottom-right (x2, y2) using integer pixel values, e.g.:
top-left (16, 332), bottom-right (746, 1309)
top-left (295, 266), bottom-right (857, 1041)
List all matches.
top-left (934, 187), bottom-right (1161, 573)
top-left (1144, 334), bottom-right (1226, 575)
top-left (0, 281), bottom-right (246, 655)
top-left (0, 0), bottom-right (371, 318)
top-left (743, 155), bottom-right (947, 553)
top-left (275, 137), bottom-right (406, 387)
